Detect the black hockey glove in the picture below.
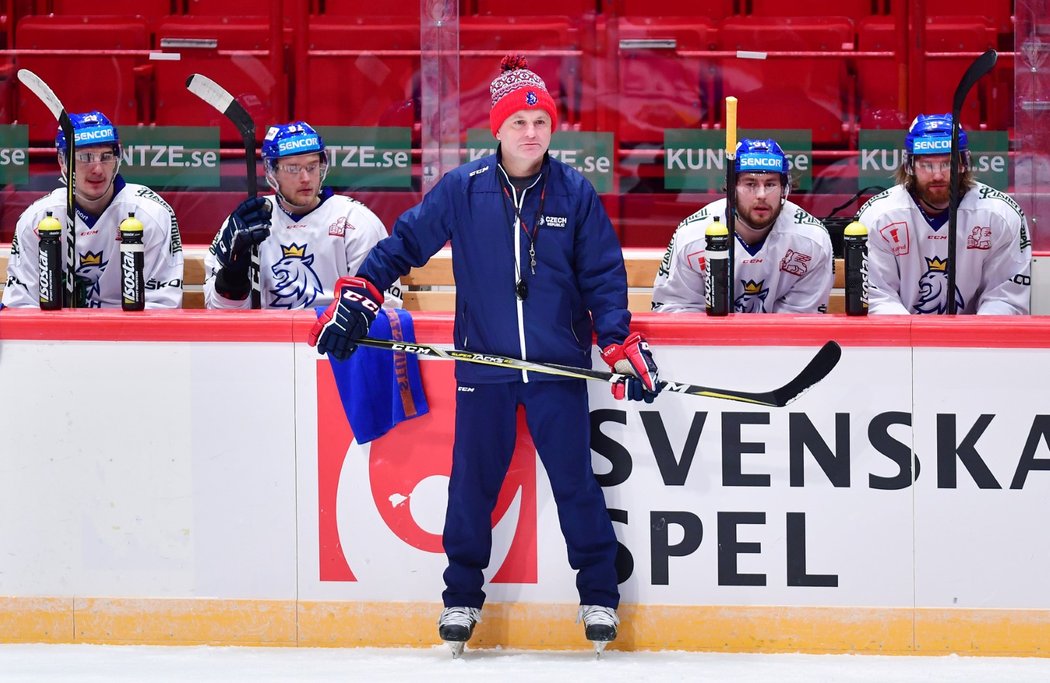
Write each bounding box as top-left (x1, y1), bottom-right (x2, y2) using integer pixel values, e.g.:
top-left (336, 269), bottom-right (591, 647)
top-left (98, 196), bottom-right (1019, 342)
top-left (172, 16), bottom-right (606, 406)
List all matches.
top-left (309, 276), bottom-right (384, 360)
top-left (214, 196), bottom-right (272, 287)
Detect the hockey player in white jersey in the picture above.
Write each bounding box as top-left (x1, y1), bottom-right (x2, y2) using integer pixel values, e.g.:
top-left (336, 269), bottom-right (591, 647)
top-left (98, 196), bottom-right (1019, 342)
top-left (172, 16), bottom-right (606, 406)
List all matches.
top-left (652, 138), bottom-right (833, 313)
top-left (204, 121), bottom-right (401, 309)
top-left (2, 111), bottom-right (184, 308)
top-left (856, 114), bottom-right (1031, 314)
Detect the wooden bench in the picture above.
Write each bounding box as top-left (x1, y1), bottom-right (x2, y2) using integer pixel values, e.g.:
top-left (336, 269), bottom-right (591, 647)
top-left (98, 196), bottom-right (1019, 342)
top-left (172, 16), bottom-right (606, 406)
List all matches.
top-left (2, 247), bottom-right (847, 313)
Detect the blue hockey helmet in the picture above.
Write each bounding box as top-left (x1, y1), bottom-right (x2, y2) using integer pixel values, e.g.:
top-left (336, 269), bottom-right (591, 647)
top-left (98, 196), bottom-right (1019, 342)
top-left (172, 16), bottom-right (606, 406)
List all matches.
top-left (905, 113), bottom-right (968, 156)
top-left (262, 121), bottom-right (327, 164)
top-left (735, 138), bottom-right (789, 175)
top-left (55, 111), bottom-right (119, 152)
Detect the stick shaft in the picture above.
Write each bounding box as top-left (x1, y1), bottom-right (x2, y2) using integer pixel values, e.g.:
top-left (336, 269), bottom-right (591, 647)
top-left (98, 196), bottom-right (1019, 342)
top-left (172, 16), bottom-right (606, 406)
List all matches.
top-left (724, 96), bottom-right (738, 305)
top-left (354, 337), bottom-right (841, 408)
top-left (947, 49), bottom-right (997, 314)
top-left (185, 73), bottom-right (262, 308)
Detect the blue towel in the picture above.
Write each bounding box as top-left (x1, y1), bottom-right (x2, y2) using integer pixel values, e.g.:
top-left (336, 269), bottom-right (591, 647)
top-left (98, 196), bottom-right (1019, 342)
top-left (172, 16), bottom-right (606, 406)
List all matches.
top-left (316, 307), bottom-right (429, 444)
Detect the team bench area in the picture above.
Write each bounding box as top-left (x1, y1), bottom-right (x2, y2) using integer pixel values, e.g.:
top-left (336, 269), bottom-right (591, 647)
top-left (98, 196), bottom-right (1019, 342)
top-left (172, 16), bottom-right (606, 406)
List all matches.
top-left (1, 247), bottom-right (848, 313)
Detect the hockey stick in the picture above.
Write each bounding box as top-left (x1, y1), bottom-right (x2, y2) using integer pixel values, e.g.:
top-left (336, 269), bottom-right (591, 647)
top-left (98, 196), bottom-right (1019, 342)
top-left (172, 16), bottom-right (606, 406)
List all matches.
top-left (18, 69), bottom-right (76, 308)
top-left (947, 49), bottom-right (997, 315)
top-left (355, 337), bottom-right (842, 408)
top-left (724, 96), bottom-right (738, 305)
top-left (185, 73), bottom-right (263, 309)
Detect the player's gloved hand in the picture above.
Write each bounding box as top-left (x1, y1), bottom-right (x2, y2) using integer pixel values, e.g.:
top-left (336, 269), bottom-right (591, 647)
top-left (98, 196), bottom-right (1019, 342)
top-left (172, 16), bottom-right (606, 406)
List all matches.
top-left (308, 276), bottom-right (384, 360)
top-left (215, 196), bottom-right (272, 278)
top-left (600, 332), bottom-right (661, 403)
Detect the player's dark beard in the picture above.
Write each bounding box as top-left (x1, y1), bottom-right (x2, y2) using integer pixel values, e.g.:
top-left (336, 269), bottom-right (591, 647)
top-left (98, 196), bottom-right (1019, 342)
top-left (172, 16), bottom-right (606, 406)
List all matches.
top-left (917, 182), bottom-right (950, 212)
top-left (738, 203), bottom-right (780, 232)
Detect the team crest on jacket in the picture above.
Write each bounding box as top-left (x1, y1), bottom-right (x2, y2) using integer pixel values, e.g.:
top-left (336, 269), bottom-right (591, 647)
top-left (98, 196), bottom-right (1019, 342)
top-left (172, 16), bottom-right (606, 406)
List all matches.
top-left (779, 249), bottom-right (811, 276)
top-left (269, 243), bottom-right (324, 309)
top-left (967, 226), bottom-right (992, 250)
top-left (687, 249), bottom-right (705, 273)
top-left (539, 214), bottom-right (567, 228)
top-left (915, 256), bottom-right (964, 314)
top-left (329, 216), bottom-right (354, 237)
top-left (880, 221), bottom-right (910, 255)
top-left (78, 250), bottom-right (107, 308)
top-left (735, 279), bottom-right (769, 313)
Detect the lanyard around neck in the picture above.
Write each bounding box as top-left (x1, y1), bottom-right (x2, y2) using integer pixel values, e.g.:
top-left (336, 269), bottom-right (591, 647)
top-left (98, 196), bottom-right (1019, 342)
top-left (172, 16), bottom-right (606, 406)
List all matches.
top-left (501, 171), bottom-right (547, 277)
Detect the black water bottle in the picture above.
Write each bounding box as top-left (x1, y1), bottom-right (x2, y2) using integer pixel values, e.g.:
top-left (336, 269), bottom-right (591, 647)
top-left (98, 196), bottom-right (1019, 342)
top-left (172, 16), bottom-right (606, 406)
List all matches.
top-left (37, 211), bottom-right (64, 310)
top-left (844, 221), bottom-right (869, 316)
top-left (120, 212), bottom-right (145, 311)
top-left (705, 217), bottom-right (730, 316)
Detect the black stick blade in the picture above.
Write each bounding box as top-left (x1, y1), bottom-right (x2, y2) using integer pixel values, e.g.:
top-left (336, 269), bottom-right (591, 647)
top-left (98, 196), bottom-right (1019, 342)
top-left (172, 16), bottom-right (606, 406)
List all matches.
top-left (953, 49), bottom-right (997, 113)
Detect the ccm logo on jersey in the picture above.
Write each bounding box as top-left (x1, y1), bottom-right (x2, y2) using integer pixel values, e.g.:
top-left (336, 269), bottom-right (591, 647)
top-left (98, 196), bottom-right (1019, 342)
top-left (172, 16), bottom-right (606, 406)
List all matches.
top-left (967, 226), bottom-right (992, 250)
top-left (880, 221), bottom-right (910, 256)
top-left (539, 214), bottom-right (567, 228)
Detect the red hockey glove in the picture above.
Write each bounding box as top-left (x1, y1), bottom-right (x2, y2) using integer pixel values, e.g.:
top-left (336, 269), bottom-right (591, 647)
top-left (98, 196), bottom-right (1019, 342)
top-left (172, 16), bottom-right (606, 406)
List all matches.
top-left (600, 332), bottom-right (661, 403)
top-left (309, 276), bottom-right (383, 360)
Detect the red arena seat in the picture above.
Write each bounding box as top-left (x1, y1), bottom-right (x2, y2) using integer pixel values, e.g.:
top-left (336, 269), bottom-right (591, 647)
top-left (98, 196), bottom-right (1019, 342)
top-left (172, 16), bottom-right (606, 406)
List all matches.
top-left (15, 15), bottom-right (152, 144)
top-left (749, 0), bottom-right (876, 21)
top-left (459, 16), bottom-right (582, 133)
top-left (302, 19), bottom-right (419, 130)
top-left (719, 16), bottom-right (856, 146)
top-left (857, 16), bottom-right (999, 131)
top-left (614, 16), bottom-right (718, 145)
top-left (612, 0), bottom-right (734, 18)
top-left (475, 0), bottom-right (598, 15)
top-left (152, 17), bottom-right (287, 143)
top-left (48, 0), bottom-right (175, 22)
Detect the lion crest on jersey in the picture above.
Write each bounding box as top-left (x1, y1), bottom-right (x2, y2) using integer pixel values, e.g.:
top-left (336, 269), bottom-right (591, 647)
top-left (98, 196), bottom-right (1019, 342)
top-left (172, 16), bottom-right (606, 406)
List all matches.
top-left (735, 279), bottom-right (769, 313)
top-left (915, 256), bottom-right (965, 314)
top-left (269, 242), bottom-right (324, 309)
top-left (967, 226), bottom-right (992, 250)
top-left (77, 250), bottom-right (107, 308)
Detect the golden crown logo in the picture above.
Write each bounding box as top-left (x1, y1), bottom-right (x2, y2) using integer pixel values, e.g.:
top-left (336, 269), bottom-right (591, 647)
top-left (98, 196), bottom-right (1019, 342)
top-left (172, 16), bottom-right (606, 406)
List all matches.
top-left (80, 251), bottom-right (103, 267)
top-left (925, 256), bottom-right (948, 272)
top-left (741, 279), bottom-right (764, 295)
top-left (282, 243), bottom-right (307, 258)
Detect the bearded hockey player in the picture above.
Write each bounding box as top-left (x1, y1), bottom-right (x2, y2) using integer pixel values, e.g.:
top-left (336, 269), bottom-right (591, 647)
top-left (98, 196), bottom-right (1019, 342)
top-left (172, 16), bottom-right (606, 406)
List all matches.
top-left (857, 113), bottom-right (1031, 314)
top-left (652, 138), bottom-right (834, 313)
top-left (204, 121), bottom-right (401, 309)
top-left (2, 111), bottom-right (183, 308)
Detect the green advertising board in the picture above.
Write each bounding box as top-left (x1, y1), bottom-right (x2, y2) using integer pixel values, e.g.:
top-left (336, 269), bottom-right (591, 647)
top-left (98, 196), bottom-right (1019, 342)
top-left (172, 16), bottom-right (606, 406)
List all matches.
top-left (118, 126), bottom-right (220, 187)
top-left (465, 129), bottom-right (615, 193)
top-left (858, 130), bottom-right (1008, 190)
top-left (664, 129), bottom-right (814, 191)
top-left (316, 127), bottom-right (412, 188)
top-left (0, 126), bottom-right (30, 186)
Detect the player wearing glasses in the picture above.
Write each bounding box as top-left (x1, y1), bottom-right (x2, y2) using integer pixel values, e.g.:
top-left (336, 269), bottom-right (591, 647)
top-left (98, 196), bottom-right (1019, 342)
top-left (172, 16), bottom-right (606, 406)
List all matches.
top-left (2, 111), bottom-right (183, 308)
top-left (652, 138), bottom-right (833, 313)
top-left (856, 113), bottom-right (1031, 314)
top-left (204, 121), bottom-right (401, 310)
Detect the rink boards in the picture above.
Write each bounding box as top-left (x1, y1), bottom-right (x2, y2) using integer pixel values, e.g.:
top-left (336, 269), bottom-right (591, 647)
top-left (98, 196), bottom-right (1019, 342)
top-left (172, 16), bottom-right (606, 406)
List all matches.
top-left (1, 311), bottom-right (1049, 656)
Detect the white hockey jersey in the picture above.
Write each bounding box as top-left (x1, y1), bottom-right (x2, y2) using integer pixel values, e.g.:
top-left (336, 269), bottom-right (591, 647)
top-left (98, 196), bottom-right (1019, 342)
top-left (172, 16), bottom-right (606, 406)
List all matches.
top-left (652, 198), bottom-right (834, 313)
top-left (2, 178), bottom-right (184, 309)
top-left (204, 190), bottom-right (403, 310)
top-left (856, 182), bottom-right (1031, 315)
